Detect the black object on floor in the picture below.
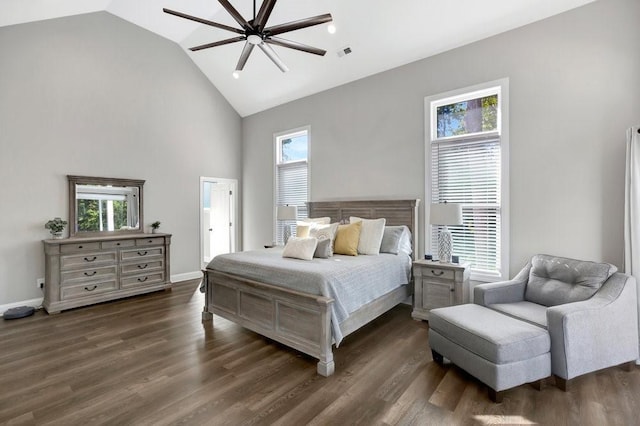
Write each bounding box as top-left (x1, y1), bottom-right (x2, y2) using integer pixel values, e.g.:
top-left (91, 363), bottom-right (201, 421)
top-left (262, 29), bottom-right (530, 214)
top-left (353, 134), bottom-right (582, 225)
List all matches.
top-left (3, 306), bottom-right (35, 320)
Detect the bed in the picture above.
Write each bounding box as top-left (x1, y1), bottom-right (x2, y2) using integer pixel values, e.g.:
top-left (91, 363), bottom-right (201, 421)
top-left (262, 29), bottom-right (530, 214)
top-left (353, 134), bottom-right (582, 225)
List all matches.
top-left (201, 199), bottom-right (420, 376)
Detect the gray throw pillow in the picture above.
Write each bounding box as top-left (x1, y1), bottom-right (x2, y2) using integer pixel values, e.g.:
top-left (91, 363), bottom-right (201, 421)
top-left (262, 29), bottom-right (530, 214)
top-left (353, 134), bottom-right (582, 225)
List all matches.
top-left (380, 226), bottom-right (405, 254)
top-left (314, 238), bottom-right (332, 259)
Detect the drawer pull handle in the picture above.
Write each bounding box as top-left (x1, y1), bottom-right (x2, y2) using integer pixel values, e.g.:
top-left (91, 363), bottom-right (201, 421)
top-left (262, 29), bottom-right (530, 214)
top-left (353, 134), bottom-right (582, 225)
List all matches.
top-left (84, 271), bottom-right (97, 276)
top-left (116, 243), bottom-right (121, 246)
top-left (137, 251), bottom-right (148, 256)
top-left (84, 285), bottom-right (98, 291)
top-left (138, 276), bottom-right (148, 282)
top-left (431, 270), bottom-right (444, 276)
top-left (78, 245), bottom-right (83, 249)
top-left (137, 264), bottom-right (148, 269)
top-left (148, 240), bottom-right (153, 243)
top-left (84, 256), bottom-right (97, 262)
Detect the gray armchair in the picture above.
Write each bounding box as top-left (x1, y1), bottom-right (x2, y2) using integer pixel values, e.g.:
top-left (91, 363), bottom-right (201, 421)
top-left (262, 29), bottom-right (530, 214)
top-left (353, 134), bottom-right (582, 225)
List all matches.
top-left (475, 254), bottom-right (639, 389)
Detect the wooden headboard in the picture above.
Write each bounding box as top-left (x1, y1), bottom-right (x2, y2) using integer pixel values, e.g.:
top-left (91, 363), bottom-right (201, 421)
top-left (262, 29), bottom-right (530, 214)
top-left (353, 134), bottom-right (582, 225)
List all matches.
top-left (307, 199), bottom-right (420, 260)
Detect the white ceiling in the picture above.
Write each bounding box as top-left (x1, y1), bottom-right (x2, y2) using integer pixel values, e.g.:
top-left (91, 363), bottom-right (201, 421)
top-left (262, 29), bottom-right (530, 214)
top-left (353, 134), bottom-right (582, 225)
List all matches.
top-left (1, 0), bottom-right (595, 117)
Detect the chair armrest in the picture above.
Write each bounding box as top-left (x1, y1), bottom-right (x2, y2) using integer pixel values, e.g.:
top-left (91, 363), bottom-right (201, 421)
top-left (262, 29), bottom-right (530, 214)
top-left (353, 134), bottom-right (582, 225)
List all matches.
top-left (547, 273), bottom-right (639, 380)
top-left (473, 263), bottom-right (530, 306)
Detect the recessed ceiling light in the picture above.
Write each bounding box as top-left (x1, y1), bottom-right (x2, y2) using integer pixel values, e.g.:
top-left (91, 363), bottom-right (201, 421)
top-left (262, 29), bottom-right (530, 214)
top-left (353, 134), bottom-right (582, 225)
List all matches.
top-left (327, 23), bottom-right (336, 34)
top-left (232, 71), bottom-right (240, 79)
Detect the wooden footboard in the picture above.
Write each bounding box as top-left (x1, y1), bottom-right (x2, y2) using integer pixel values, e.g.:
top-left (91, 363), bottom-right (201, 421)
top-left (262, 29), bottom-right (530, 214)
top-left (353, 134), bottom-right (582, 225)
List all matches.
top-left (202, 269), bottom-right (336, 376)
top-left (201, 198), bottom-right (419, 377)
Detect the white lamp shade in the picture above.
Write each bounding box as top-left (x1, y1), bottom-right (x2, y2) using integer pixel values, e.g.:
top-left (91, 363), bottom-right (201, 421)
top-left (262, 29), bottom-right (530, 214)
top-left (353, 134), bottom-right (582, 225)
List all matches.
top-left (277, 205), bottom-right (298, 221)
top-left (430, 203), bottom-right (463, 226)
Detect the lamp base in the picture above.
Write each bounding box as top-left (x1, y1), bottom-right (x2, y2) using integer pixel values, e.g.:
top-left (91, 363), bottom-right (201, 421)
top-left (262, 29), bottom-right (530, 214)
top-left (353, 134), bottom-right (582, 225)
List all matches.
top-left (438, 227), bottom-right (453, 264)
top-left (283, 224), bottom-right (292, 245)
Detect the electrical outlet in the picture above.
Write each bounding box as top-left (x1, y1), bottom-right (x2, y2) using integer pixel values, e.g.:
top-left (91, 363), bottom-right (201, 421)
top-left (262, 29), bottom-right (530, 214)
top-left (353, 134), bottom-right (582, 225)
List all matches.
top-left (36, 278), bottom-right (45, 289)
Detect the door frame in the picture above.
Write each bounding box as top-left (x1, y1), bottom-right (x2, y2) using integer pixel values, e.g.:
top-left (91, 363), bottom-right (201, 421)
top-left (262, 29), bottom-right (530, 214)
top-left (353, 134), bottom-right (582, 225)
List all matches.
top-left (199, 176), bottom-right (239, 269)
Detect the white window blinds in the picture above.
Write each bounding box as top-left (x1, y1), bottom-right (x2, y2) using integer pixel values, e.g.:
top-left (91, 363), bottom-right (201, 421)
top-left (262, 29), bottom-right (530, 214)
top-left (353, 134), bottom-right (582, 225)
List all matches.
top-left (275, 128), bottom-right (309, 245)
top-left (431, 137), bottom-right (502, 277)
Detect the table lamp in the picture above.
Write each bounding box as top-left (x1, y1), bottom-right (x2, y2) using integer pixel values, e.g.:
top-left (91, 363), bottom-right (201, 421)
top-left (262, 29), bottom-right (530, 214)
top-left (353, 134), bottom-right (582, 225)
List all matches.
top-left (277, 205), bottom-right (297, 244)
top-left (430, 202), bottom-right (462, 263)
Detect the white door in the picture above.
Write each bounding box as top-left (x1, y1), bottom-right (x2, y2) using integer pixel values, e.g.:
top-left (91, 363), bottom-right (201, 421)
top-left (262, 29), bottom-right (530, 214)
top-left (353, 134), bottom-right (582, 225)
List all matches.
top-left (201, 178), bottom-right (237, 268)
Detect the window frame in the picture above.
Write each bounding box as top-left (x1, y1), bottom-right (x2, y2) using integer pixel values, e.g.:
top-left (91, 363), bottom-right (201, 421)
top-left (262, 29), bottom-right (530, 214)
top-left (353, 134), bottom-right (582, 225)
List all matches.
top-left (273, 126), bottom-right (311, 244)
top-left (425, 79), bottom-right (510, 282)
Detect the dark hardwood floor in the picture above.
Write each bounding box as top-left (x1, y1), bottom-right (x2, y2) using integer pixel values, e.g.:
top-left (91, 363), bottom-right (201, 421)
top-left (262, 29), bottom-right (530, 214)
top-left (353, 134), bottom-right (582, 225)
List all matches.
top-left (1, 280), bottom-right (639, 425)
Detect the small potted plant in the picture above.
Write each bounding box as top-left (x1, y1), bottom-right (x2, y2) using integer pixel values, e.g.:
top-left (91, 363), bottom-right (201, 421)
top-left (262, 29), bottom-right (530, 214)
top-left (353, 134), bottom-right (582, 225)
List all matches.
top-left (151, 221), bottom-right (161, 234)
top-left (45, 217), bottom-right (68, 239)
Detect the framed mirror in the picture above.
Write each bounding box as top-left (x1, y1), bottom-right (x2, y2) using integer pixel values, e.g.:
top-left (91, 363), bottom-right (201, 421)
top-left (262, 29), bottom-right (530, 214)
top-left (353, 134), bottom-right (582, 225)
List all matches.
top-left (68, 175), bottom-right (145, 237)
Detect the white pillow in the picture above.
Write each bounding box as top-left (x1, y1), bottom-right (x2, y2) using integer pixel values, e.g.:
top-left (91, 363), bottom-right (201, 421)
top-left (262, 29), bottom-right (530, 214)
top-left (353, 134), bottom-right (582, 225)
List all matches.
top-left (310, 223), bottom-right (339, 256)
top-left (282, 237), bottom-right (318, 261)
top-left (296, 217), bottom-right (331, 238)
top-left (350, 217), bottom-right (386, 255)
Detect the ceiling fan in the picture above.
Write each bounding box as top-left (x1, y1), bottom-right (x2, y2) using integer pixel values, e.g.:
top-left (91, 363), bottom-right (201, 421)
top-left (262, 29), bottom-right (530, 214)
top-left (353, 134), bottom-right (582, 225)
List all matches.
top-left (163, 0), bottom-right (333, 73)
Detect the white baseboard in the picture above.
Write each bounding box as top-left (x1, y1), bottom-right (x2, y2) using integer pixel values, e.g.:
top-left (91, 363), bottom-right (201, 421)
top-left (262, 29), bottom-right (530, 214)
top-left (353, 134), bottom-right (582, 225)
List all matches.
top-left (0, 297), bottom-right (43, 317)
top-left (171, 271), bottom-right (202, 283)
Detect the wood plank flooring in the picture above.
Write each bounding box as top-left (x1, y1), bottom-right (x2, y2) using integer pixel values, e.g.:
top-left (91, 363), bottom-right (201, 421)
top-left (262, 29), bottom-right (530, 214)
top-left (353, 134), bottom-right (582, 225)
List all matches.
top-left (1, 279), bottom-right (639, 425)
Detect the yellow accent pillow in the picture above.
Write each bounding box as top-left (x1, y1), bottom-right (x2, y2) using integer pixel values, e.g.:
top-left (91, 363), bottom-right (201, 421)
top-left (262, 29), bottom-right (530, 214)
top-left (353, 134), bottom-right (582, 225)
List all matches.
top-left (334, 221), bottom-right (362, 256)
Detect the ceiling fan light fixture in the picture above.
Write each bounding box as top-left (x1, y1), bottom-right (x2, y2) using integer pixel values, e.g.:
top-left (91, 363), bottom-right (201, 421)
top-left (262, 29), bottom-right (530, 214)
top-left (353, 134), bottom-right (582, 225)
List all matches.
top-left (232, 71), bottom-right (240, 79)
top-left (163, 1), bottom-right (332, 73)
top-left (327, 23), bottom-right (336, 34)
top-left (247, 34), bottom-right (262, 45)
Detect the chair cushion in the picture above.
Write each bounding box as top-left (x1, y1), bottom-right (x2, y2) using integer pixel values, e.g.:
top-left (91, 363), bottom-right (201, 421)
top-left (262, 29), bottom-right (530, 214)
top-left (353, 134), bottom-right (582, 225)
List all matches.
top-left (429, 304), bottom-right (550, 364)
top-left (488, 301), bottom-right (548, 328)
top-left (525, 254), bottom-right (617, 307)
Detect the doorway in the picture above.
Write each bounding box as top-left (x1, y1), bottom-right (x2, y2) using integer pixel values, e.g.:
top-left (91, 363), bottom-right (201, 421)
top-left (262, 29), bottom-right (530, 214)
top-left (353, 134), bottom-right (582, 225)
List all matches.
top-left (200, 177), bottom-right (238, 268)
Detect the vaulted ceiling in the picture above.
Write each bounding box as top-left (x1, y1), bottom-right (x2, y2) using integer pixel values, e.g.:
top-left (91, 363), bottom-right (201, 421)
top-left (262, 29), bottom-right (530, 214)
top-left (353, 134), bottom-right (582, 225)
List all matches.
top-left (1, 0), bottom-right (595, 116)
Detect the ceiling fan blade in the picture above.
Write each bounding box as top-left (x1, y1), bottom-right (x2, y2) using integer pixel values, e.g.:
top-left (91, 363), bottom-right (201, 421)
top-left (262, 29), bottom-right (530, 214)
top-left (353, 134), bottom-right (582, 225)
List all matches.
top-left (163, 8), bottom-right (244, 34)
top-left (264, 13), bottom-right (332, 36)
top-left (265, 37), bottom-right (326, 56)
top-left (190, 36), bottom-right (245, 52)
top-left (236, 42), bottom-right (255, 71)
top-left (218, 0), bottom-right (253, 31)
top-left (254, 0), bottom-right (277, 32)
top-left (257, 42), bottom-right (289, 73)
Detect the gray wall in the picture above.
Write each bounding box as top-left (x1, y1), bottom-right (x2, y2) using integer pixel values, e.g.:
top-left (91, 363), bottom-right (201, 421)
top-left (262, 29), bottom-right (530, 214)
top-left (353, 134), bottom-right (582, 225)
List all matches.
top-left (242, 0), bottom-right (640, 276)
top-left (0, 12), bottom-right (242, 306)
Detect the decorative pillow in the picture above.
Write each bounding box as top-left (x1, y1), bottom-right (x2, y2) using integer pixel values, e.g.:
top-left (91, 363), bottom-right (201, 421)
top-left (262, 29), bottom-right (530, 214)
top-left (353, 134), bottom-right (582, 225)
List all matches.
top-left (282, 237), bottom-right (318, 261)
top-left (313, 238), bottom-right (332, 259)
top-left (310, 223), bottom-right (339, 256)
top-left (334, 222), bottom-right (362, 256)
top-left (380, 226), bottom-right (405, 254)
top-left (398, 226), bottom-right (413, 257)
top-left (350, 217), bottom-right (386, 255)
top-left (296, 224), bottom-right (311, 238)
top-left (296, 217), bottom-right (331, 238)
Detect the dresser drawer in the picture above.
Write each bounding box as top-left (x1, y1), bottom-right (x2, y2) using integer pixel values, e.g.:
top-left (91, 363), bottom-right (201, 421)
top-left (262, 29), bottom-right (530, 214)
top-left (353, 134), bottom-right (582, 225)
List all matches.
top-left (136, 237), bottom-right (165, 246)
top-left (421, 267), bottom-right (455, 281)
top-left (61, 265), bottom-right (118, 285)
top-left (121, 247), bottom-right (164, 261)
top-left (60, 242), bottom-right (101, 254)
top-left (61, 252), bottom-right (117, 270)
top-left (102, 240), bottom-right (135, 249)
top-left (61, 280), bottom-right (118, 300)
top-left (121, 272), bottom-right (165, 289)
top-left (121, 260), bottom-right (164, 276)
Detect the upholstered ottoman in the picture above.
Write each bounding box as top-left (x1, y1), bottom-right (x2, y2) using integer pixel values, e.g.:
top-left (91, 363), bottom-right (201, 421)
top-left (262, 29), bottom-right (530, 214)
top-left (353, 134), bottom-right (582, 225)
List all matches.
top-left (428, 304), bottom-right (551, 402)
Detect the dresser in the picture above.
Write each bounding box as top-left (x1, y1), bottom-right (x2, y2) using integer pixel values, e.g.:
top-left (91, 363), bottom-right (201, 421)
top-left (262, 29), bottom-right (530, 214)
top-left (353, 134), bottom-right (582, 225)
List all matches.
top-left (43, 233), bottom-right (171, 314)
top-left (412, 260), bottom-right (470, 321)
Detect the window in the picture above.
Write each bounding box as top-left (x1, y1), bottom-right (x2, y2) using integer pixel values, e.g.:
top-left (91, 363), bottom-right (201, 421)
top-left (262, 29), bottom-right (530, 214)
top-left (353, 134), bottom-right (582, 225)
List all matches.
top-left (426, 80), bottom-right (509, 281)
top-left (274, 127), bottom-right (309, 244)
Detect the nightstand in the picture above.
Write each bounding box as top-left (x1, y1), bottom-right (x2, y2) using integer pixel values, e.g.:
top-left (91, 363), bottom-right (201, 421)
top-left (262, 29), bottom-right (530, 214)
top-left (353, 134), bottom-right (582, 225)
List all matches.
top-left (412, 260), bottom-right (471, 321)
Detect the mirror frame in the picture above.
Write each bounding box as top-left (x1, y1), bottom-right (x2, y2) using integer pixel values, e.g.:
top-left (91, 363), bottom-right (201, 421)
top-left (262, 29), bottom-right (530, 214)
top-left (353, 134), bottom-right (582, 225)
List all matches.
top-left (68, 175), bottom-right (145, 238)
